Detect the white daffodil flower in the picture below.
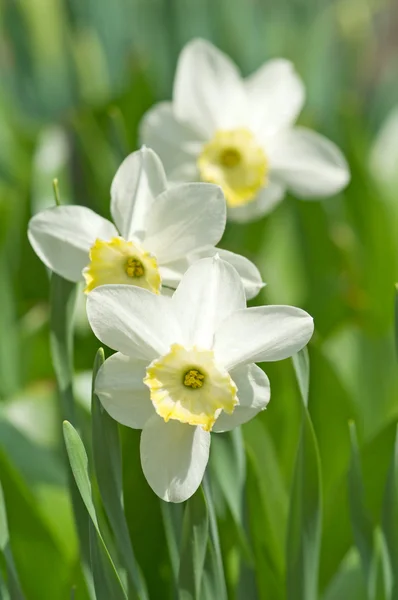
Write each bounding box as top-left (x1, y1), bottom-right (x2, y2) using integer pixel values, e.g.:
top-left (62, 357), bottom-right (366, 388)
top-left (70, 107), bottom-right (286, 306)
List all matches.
top-left (86, 256), bottom-right (314, 503)
top-left (28, 147), bottom-right (263, 298)
top-left (141, 38), bottom-right (350, 223)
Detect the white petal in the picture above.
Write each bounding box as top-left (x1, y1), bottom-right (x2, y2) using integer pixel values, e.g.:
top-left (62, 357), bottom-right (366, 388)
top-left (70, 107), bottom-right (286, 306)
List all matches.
top-left (28, 206), bottom-right (117, 281)
top-left (269, 127), bottom-right (350, 197)
top-left (86, 285), bottom-right (181, 360)
top-left (110, 147), bottom-right (167, 240)
top-left (186, 246), bottom-right (264, 300)
top-left (214, 305), bottom-right (314, 370)
top-left (227, 180), bottom-right (285, 223)
top-left (245, 59), bottom-right (305, 136)
top-left (143, 183), bottom-right (226, 263)
top-left (139, 101), bottom-right (204, 181)
top-left (213, 363), bottom-right (270, 432)
top-left (95, 353), bottom-right (154, 429)
top-left (140, 416), bottom-right (210, 502)
top-left (159, 260), bottom-right (187, 290)
top-left (171, 256), bottom-right (246, 349)
top-left (173, 38), bottom-right (246, 135)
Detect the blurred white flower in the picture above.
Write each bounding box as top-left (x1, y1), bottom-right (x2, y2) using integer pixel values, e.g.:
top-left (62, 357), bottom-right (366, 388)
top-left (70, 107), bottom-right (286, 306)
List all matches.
top-left (141, 38), bottom-right (350, 223)
top-left (87, 256), bottom-right (314, 502)
top-left (28, 147), bottom-right (263, 298)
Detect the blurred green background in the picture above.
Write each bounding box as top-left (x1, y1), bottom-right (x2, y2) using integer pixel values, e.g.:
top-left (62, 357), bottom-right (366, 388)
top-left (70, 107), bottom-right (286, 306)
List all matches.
top-left (1, 0), bottom-right (398, 598)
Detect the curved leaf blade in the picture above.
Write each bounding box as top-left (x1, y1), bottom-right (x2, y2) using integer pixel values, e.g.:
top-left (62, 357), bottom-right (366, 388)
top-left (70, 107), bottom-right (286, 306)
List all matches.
top-left (286, 349), bottom-right (322, 600)
top-left (63, 421), bottom-right (127, 600)
top-left (0, 480), bottom-right (26, 599)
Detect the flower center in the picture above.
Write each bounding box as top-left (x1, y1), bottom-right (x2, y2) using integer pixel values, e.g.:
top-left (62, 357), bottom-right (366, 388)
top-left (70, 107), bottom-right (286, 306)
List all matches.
top-left (183, 369), bottom-right (205, 389)
top-left (144, 344), bottom-right (238, 431)
top-left (126, 257), bottom-right (145, 278)
top-left (83, 237), bottom-right (161, 294)
top-left (198, 128), bottom-right (268, 208)
top-left (220, 147), bottom-right (241, 168)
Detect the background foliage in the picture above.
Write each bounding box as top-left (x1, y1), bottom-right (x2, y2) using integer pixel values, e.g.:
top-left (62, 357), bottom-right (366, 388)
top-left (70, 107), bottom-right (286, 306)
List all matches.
top-left (1, 0), bottom-right (398, 598)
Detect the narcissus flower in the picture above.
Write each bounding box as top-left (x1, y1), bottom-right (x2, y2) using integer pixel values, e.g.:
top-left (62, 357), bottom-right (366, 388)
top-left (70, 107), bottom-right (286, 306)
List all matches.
top-left (28, 147), bottom-right (263, 298)
top-left (141, 39), bottom-right (350, 223)
top-left (87, 256), bottom-right (314, 502)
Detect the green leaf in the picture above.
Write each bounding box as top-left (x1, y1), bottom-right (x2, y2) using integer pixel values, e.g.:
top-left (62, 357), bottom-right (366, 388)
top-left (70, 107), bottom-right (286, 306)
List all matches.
top-left (292, 347), bottom-right (310, 407)
top-left (88, 519), bottom-right (112, 600)
top-left (382, 425), bottom-right (398, 599)
top-left (200, 541), bottom-right (227, 600)
top-left (49, 272), bottom-right (94, 593)
top-left (63, 421), bottom-right (127, 600)
top-left (348, 421), bottom-right (374, 597)
top-left (121, 427), bottom-right (169, 599)
top-left (0, 257), bottom-right (20, 399)
top-left (209, 428), bottom-right (252, 562)
top-left (286, 350), bottom-right (322, 600)
top-left (161, 501), bottom-right (182, 587)
top-left (323, 548), bottom-right (367, 600)
top-left (0, 480), bottom-right (25, 599)
top-left (245, 440), bottom-right (285, 600)
top-left (370, 529), bottom-right (392, 600)
top-left (202, 477), bottom-right (228, 600)
top-left (178, 487), bottom-right (209, 600)
top-left (91, 348), bottom-right (148, 600)
top-left (395, 284), bottom-right (398, 359)
top-left (88, 519), bottom-right (128, 600)
top-left (0, 480), bottom-right (9, 551)
top-left (49, 274), bottom-right (77, 424)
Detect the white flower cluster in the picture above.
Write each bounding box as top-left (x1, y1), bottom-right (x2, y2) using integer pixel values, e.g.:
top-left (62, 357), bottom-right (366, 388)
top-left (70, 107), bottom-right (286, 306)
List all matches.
top-left (28, 39), bottom-right (350, 503)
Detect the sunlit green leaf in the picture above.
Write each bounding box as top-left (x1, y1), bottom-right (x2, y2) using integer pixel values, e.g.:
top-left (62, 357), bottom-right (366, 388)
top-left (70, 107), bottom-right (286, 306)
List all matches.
top-left (370, 528), bottom-right (392, 600)
top-left (178, 487), bottom-right (209, 600)
top-left (209, 428), bottom-right (252, 562)
top-left (395, 285), bottom-right (398, 359)
top-left (161, 501), bottom-right (182, 587)
top-left (63, 421), bottom-right (127, 600)
top-left (202, 477), bottom-right (228, 600)
top-left (292, 348), bottom-right (310, 407)
top-left (286, 350), bottom-right (322, 600)
top-left (382, 425), bottom-right (398, 599)
top-left (348, 421), bottom-right (374, 598)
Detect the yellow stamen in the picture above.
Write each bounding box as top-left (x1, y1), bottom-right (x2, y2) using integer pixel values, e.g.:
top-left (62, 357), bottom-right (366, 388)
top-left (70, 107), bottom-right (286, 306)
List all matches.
top-left (198, 128), bottom-right (268, 208)
top-left (83, 237), bottom-right (161, 294)
top-left (183, 369), bottom-right (205, 389)
top-left (126, 257), bottom-right (145, 278)
top-left (220, 148), bottom-right (241, 168)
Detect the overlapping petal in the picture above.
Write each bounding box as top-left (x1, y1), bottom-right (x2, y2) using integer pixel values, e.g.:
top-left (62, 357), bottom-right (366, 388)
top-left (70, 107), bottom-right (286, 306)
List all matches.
top-left (110, 147), bottom-right (167, 240)
top-left (28, 205), bottom-right (117, 282)
top-left (214, 305), bottom-right (314, 370)
top-left (140, 102), bottom-right (203, 180)
top-left (143, 183), bottom-right (226, 263)
top-left (140, 415), bottom-right (211, 503)
top-left (186, 246), bottom-right (264, 300)
top-left (172, 256), bottom-right (246, 349)
top-left (213, 363), bottom-right (270, 432)
top-left (95, 353), bottom-right (154, 428)
top-left (270, 127), bottom-right (350, 197)
top-left (173, 38), bottom-right (245, 135)
top-left (86, 285), bottom-right (181, 360)
top-left (245, 59), bottom-right (305, 136)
